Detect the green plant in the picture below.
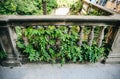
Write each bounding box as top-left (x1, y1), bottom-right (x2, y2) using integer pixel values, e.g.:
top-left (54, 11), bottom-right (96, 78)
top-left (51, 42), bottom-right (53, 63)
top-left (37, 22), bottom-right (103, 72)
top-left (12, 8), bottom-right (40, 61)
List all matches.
top-left (16, 26), bottom-right (105, 65)
top-left (87, 8), bottom-right (106, 16)
top-left (81, 42), bottom-right (104, 63)
top-left (0, 0), bottom-right (57, 15)
top-left (0, 51), bottom-right (7, 59)
top-left (56, 0), bottom-right (78, 7)
top-left (70, 0), bottom-right (83, 15)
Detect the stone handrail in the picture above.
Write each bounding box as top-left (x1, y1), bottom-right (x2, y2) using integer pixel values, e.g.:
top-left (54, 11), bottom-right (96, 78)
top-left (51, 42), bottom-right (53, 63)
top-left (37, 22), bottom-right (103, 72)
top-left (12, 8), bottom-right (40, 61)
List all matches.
top-left (0, 15), bottom-right (120, 26)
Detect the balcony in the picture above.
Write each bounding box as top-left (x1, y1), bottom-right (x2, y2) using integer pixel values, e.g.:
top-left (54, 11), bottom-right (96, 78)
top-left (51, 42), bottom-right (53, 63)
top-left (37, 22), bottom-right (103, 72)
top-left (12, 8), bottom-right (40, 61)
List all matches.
top-left (0, 0), bottom-right (120, 66)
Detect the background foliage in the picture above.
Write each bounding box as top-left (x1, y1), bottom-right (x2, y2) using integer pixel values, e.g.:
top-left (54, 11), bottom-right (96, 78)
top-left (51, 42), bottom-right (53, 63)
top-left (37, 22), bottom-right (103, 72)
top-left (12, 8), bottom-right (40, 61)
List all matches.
top-left (0, 0), bottom-right (57, 15)
top-left (70, 0), bottom-right (83, 15)
top-left (56, 0), bottom-right (78, 7)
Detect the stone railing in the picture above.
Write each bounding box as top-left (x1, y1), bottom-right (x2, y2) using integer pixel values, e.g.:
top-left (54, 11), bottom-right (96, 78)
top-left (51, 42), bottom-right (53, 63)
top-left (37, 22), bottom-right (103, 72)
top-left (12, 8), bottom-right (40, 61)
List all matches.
top-left (81, 0), bottom-right (116, 15)
top-left (0, 14), bottom-right (120, 66)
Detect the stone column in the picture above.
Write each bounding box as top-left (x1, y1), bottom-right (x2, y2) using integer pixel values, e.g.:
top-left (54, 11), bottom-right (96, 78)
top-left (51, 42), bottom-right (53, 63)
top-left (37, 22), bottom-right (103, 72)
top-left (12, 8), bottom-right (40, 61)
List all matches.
top-left (106, 27), bottom-right (120, 63)
top-left (0, 26), bottom-right (21, 66)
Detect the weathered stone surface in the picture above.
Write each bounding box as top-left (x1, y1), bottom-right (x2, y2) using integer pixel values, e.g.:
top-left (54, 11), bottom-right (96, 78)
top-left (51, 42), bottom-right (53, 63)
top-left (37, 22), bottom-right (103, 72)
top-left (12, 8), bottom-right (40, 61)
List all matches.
top-left (0, 15), bottom-right (120, 26)
top-left (0, 27), bottom-right (21, 66)
top-left (2, 60), bottom-right (21, 67)
top-left (106, 27), bottom-right (120, 63)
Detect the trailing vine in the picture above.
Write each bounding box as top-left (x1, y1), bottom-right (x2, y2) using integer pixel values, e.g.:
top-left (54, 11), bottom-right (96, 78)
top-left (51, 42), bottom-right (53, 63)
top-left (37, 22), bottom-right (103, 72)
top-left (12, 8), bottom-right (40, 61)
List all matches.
top-left (16, 26), bottom-right (105, 64)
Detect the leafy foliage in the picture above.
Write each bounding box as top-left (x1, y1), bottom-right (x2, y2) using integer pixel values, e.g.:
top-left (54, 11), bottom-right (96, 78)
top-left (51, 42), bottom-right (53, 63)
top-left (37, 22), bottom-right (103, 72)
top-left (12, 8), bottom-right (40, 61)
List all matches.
top-left (0, 0), bottom-right (57, 15)
top-left (70, 0), bottom-right (83, 15)
top-left (16, 26), bottom-right (105, 64)
top-left (81, 42), bottom-right (104, 63)
top-left (0, 51), bottom-right (7, 60)
top-left (87, 8), bottom-right (106, 16)
top-left (56, 0), bottom-right (78, 7)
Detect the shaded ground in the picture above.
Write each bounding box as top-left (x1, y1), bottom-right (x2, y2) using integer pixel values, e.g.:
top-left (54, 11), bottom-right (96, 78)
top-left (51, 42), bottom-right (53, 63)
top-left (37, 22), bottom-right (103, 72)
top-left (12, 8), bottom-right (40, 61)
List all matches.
top-left (0, 63), bottom-right (120, 79)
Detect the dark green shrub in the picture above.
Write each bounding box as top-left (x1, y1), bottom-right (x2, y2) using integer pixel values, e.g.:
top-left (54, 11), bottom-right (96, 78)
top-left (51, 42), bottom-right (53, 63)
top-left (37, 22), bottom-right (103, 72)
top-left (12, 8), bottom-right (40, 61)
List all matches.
top-left (0, 0), bottom-right (57, 15)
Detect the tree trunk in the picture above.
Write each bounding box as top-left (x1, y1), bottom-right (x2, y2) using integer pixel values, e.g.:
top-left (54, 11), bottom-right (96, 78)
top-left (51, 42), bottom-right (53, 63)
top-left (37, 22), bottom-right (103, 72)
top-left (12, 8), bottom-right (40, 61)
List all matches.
top-left (42, 0), bottom-right (47, 15)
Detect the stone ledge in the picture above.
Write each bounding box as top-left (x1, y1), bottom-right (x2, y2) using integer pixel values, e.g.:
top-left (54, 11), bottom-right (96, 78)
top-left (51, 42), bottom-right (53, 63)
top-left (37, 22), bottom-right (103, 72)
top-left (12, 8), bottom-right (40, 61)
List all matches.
top-left (106, 57), bottom-right (120, 64)
top-left (1, 60), bottom-right (21, 67)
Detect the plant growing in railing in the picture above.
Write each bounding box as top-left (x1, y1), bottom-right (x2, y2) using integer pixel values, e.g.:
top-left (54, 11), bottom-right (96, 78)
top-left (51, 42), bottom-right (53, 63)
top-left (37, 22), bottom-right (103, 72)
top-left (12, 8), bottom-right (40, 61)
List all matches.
top-left (16, 26), bottom-right (105, 64)
top-left (0, 51), bottom-right (7, 60)
top-left (81, 41), bottom-right (104, 63)
top-left (87, 8), bottom-right (106, 16)
top-left (0, 44), bottom-right (7, 61)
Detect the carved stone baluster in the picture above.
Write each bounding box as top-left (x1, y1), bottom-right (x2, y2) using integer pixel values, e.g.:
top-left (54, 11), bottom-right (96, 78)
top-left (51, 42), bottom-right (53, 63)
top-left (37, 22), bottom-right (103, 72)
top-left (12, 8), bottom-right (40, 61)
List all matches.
top-left (55, 26), bottom-right (60, 51)
top-left (67, 26), bottom-right (72, 35)
top-left (78, 26), bottom-right (84, 47)
top-left (0, 26), bottom-right (21, 66)
top-left (21, 27), bottom-right (29, 46)
top-left (43, 26), bottom-right (50, 50)
top-left (55, 25), bottom-right (59, 29)
top-left (43, 26), bottom-right (47, 30)
top-left (97, 26), bottom-right (107, 47)
top-left (88, 26), bottom-right (95, 46)
top-left (9, 27), bottom-right (19, 59)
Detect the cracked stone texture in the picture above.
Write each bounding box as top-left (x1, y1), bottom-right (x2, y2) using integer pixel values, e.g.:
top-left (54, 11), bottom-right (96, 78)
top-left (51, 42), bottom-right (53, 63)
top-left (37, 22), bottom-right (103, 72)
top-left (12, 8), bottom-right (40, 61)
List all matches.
top-left (0, 63), bottom-right (120, 79)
